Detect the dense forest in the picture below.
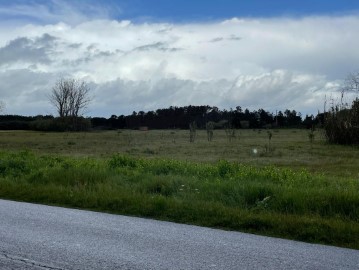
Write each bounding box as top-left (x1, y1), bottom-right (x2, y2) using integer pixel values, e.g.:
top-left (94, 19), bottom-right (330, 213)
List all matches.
top-left (0, 105), bottom-right (319, 131)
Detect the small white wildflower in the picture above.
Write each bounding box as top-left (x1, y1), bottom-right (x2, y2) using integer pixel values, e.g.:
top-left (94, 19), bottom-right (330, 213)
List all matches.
top-left (252, 148), bottom-right (258, 154)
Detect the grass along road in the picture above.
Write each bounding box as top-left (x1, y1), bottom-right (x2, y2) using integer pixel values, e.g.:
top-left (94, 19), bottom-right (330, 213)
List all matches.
top-left (0, 129), bottom-right (358, 248)
top-left (0, 150), bottom-right (358, 249)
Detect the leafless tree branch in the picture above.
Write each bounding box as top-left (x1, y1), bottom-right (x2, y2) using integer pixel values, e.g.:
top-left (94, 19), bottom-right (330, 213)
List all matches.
top-left (50, 78), bottom-right (91, 118)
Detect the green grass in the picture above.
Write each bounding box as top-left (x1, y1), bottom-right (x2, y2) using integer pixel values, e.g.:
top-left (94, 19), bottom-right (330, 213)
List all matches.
top-left (0, 150), bottom-right (358, 249)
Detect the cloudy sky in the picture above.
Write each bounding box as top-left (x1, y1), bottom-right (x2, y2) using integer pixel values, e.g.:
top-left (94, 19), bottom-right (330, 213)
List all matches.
top-left (0, 0), bottom-right (359, 117)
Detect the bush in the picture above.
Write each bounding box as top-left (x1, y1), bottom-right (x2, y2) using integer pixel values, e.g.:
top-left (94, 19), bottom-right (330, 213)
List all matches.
top-left (0, 120), bottom-right (31, 130)
top-left (30, 117), bottom-right (91, 132)
top-left (324, 99), bottom-right (359, 145)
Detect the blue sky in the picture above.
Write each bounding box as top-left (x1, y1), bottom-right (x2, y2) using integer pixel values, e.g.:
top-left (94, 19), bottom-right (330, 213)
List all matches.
top-left (0, 0), bottom-right (359, 116)
top-left (115, 0), bottom-right (359, 21)
top-left (1, 0), bottom-right (359, 24)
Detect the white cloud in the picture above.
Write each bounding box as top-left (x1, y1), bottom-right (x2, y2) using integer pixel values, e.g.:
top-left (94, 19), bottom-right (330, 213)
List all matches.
top-left (1, 13), bottom-right (358, 117)
top-left (0, 0), bottom-right (119, 26)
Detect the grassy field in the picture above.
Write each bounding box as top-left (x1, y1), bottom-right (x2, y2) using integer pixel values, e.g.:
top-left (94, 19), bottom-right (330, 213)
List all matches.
top-left (0, 129), bottom-right (358, 249)
top-left (0, 128), bottom-right (358, 177)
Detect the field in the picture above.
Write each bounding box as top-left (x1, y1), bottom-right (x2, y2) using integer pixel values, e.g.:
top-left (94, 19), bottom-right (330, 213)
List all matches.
top-left (0, 129), bottom-right (358, 249)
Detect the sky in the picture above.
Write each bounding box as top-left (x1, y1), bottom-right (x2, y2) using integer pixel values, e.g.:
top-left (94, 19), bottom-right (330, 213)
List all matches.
top-left (0, 0), bottom-right (359, 117)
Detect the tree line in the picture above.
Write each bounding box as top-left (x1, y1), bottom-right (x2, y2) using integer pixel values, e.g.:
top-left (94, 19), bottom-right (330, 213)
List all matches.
top-left (0, 105), bottom-right (317, 131)
top-left (94, 105), bottom-right (315, 130)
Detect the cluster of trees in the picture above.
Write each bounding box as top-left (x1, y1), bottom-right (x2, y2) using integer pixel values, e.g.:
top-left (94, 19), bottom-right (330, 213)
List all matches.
top-left (0, 115), bottom-right (45, 130)
top-left (0, 106), bottom-right (315, 131)
top-left (0, 115), bottom-right (91, 131)
top-left (92, 106), bottom-right (310, 130)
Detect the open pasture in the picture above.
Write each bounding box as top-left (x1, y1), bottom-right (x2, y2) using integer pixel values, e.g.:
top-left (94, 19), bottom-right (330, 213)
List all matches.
top-left (0, 128), bottom-right (358, 177)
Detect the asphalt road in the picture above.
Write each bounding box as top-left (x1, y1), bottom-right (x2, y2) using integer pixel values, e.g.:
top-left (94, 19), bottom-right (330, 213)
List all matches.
top-left (0, 199), bottom-right (358, 270)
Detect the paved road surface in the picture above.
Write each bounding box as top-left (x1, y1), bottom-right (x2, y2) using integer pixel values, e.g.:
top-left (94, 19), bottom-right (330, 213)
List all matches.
top-left (0, 199), bottom-right (358, 269)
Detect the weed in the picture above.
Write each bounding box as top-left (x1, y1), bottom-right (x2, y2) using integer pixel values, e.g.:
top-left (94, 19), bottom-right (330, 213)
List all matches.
top-left (189, 121), bottom-right (197, 143)
top-left (308, 128), bottom-right (315, 151)
top-left (108, 154), bottom-right (138, 168)
top-left (206, 122), bottom-right (214, 142)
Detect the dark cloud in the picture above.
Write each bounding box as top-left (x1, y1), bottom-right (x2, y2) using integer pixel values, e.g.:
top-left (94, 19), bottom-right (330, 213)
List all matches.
top-left (60, 48), bottom-right (122, 68)
top-left (209, 36), bottom-right (241, 43)
top-left (0, 33), bottom-right (57, 65)
top-left (157, 27), bottom-right (173, 33)
top-left (0, 69), bottom-right (56, 115)
top-left (68, 43), bottom-right (82, 49)
top-left (228, 35), bottom-right (242, 41)
top-left (86, 44), bottom-right (97, 50)
top-left (95, 51), bottom-right (114, 57)
top-left (134, 42), bottom-right (166, 51)
top-left (133, 42), bottom-right (183, 52)
top-left (209, 37), bottom-right (224, 43)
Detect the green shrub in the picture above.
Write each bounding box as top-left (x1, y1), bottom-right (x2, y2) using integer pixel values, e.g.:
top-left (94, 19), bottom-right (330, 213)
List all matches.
top-left (108, 155), bottom-right (138, 168)
top-left (324, 99), bottom-right (359, 145)
top-left (30, 117), bottom-right (91, 132)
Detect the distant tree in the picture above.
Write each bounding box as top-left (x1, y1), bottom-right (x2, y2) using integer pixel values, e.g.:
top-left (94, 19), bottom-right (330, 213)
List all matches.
top-left (49, 78), bottom-right (91, 118)
top-left (343, 72), bottom-right (359, 94)
top-left (303, 114), bottom-right (315, 129)
top-left (276, 111), bottom-right (285, 126)
top-left (284, 109), bottom-right (302, 126)
top-left (258, 108), bottom-right (273, 127)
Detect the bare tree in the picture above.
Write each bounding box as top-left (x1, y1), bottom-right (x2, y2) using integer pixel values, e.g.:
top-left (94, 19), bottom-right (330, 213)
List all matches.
top-left (343, 72), bottom-right (359, 94)
top-left (50, 78), bottom-right (91, 118)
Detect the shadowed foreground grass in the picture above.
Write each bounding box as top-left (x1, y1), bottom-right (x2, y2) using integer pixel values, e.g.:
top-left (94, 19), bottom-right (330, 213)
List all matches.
top-left (0, 151), bottom-right (358, 249)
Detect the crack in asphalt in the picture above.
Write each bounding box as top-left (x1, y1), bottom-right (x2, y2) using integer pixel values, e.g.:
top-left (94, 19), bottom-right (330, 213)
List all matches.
top-left (0, 250), bottom-right (66, 270)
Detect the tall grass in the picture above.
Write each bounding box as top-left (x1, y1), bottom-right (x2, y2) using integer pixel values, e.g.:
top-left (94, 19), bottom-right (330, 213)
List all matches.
top-left (0, 151), bottom-right (358, 249)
